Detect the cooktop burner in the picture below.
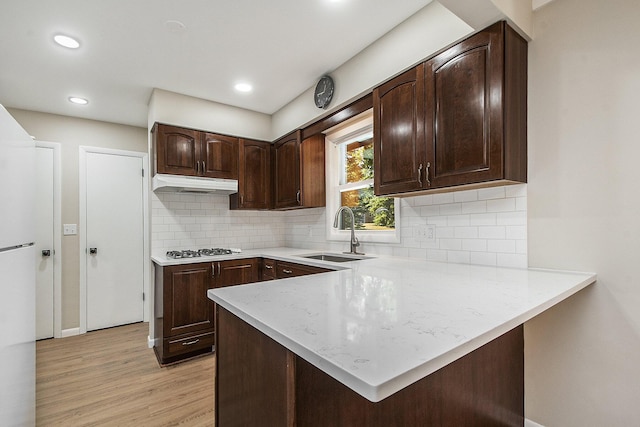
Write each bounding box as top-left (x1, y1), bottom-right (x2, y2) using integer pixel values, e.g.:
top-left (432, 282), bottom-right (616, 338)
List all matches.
top-left (165, 248), bottom-right (233, 259)
top-left (198, 248), bottom-right (233, 256)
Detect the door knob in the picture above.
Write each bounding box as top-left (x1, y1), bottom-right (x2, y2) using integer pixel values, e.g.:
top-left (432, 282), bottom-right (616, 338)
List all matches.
top-left (42, 249), bottom-right (51, 257)
top-left (89, 248), bottom-right (98, 255)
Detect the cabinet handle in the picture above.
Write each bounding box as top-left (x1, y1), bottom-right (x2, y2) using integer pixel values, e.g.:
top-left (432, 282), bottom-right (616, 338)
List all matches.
top-left (202, 161), bottom-right (206, 173)
top-left (265, 265), bottom-right (273, 270)
top-left (196, 161), bottom-right (200, 174)
top-left (296, 190), bottom-right (301, 205)
top-left (182, 339), bottom-right (200, 346)
top-left (283, 269), bottom-right (293, 274)
top-left (217, 262), bottom-right (221, 277)
top-left (425, 162), bottom-right (431, 187)
top-left (418, 163), bottom-right (423, 186)
top-left (240, 194), bottom-right (244, 205)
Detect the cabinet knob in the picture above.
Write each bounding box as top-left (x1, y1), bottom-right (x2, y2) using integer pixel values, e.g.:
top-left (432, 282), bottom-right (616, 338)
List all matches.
top-left (89, 248), bottom-right (97, 255)
top-left (42, 249), bottom-right (51, 257)
top-left (282, 269), bottom-right (293, 274)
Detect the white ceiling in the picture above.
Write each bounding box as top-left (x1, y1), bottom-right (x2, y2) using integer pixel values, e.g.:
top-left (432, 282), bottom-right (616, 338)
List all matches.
top-left (0, 0), bottom-right (433, 128)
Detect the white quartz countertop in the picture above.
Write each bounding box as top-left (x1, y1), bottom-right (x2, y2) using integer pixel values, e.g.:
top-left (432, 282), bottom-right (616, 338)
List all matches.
top-left (167, 247), bottom-right (595, 402)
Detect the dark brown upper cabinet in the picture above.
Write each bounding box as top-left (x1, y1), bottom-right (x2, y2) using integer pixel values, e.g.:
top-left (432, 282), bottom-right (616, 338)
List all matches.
top-left (152, 123), bottom-right (239, 180)
top-left (373, 21), bottom-right (527, 196)
top-left (373, 64), bottom-right (426, 195)
top-left (230, 139), bottom-right (272, 210)
top-left (273, 131), bottom-right (325, 210)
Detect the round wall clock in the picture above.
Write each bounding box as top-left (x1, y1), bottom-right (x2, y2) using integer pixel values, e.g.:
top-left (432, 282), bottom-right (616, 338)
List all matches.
top-left (314, 75), bottom-right (334, 109)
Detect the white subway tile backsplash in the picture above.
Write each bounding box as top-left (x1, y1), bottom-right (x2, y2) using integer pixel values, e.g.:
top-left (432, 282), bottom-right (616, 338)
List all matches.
top-left (478, 187), bottom-right (506, 200)
top-left (433, 193), bottom-right (455, 205)
top-left (439, 203), bottom-right (462, 216)
top-left (447, 250), bottom-right (470, 264)
top-left (478, 226), bottom-right (507, 240)
top-left (152, 184), bottom-right (527, 269)
top-left (462, 239), bottom-right (488, 252)
top-left (486, 198), bottom-right (516, 213)
top-left (469, 213), bottom-right (497, 226)
top-left (497, 211), bottom-right (527, 226)
top-left (470, 252), bottom-right (497, 266)
top-left (497, 253), bottom-right (527, 269)
top-left (505, 184), bottom-right (526, 198)
top-left (487, 239), bottom-right (516, 253)
top-left (453, 190), bottom-right (478, 203)
top-left (506, 225), bottom-right (527, 240)
top-left (420, 205), bottom-right (440, 217)
top-left (447, 215), bottom-right (470, 227)
top-left (460, 201), bottom-right (487, 214)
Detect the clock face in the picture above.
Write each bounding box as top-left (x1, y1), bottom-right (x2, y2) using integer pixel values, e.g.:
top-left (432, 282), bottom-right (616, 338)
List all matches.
top-left (314, 76), bottom-right (334, 109)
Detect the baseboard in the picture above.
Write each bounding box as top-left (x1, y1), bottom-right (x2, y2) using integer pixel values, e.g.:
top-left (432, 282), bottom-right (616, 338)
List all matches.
top-left (61, 327), bottom-right (80, 338)
top-left (525, 419), bottom-right (545, 427)
top-left (147, 335), bottom-right (156, 349)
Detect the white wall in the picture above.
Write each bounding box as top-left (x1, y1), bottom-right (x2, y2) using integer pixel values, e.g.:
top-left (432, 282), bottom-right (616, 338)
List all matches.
top-left (525, 0), bottom-right (640, 425)
top-left (271, 2), bottom-right (471, 139)
top-left (7, 108), bottom-right (147, 330)
top-left (148, 88), bottom-right (272, 141)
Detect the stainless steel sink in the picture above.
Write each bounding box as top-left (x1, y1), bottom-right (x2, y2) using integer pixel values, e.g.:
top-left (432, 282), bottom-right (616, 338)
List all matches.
top-left (299, 253), bottom-right (372, 263)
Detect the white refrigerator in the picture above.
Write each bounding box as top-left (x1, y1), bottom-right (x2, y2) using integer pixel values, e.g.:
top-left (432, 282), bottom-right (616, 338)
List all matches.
top-left (0, 104), bottom-right (36, 426)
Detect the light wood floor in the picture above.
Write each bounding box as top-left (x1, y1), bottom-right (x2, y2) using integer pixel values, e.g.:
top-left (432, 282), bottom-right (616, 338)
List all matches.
top-left (36, 322), bottom-right (215, 426)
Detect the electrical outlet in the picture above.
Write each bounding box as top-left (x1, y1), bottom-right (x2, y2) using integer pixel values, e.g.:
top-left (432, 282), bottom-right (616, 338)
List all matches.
top-left (416, 225), bottom-right (436, 241)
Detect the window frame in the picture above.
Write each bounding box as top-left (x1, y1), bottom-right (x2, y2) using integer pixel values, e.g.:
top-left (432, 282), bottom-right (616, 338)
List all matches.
top-left (324, 110), bottom-right (400, 244)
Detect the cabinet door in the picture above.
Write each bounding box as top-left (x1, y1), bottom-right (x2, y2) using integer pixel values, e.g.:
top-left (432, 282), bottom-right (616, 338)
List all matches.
top-left (235, 139), bottom-right (271, 210)
top-left (261, 258), bottom-right (276, 281)
top-left (214, 258), bottom-right (259, 288)
top-left (373, 64), bottom-right (426, 196)
top-left (201, 132), bottom-right (239, 179)
top-left (300, 134), bottom-right (326, 208)
top-left (163, 263), bottom-right (214, 337)
top-left (273, 131), bottom-right (301, 209)
top-left (424, 23), bottom-right (503, 188)
top-left (154, 124), bottom-right (199, 176)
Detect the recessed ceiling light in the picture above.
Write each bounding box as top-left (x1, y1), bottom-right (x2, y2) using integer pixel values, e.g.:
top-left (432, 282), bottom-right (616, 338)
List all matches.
top-left (54, 34), bottom-right (80, 49)
top-left (68, 96), bottom-right (89, 105)
top-left (234, 83), bottom-right (253, 93)
top-left (164, 20), bottom-right (186, 33)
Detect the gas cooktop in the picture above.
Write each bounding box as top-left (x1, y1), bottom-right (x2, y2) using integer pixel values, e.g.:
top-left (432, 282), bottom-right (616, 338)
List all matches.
top-left (165, 248), bottom-right (234, 259)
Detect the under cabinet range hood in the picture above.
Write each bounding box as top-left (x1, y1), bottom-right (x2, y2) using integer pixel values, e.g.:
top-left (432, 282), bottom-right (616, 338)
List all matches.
top-left (152, 174), bottom-right (238, 194)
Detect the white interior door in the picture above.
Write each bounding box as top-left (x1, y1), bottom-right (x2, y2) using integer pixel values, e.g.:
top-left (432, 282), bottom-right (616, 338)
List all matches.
top-left (85, 151), bottom-right (144, 331)
top-left (35, 146), bottom-right (54, 339)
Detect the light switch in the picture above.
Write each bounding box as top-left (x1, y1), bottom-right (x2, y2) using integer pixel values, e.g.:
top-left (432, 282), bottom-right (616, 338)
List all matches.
top-left (63, 224), bottom-right (77, 235)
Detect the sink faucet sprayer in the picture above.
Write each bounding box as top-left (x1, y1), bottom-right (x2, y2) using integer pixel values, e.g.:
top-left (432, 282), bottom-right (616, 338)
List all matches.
top-left (333, 206), bottom-right (363, 255)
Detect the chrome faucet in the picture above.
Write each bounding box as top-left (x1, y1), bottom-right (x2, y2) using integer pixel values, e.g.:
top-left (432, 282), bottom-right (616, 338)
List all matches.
top-left (333, 206), bottom-right (363, 255)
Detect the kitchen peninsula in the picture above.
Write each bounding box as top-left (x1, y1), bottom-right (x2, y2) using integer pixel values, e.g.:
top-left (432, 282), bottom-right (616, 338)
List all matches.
top-left (207, 249), bottom-right (596, 426)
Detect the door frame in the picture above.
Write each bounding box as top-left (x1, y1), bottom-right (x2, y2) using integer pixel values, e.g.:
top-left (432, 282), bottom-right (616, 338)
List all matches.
top-left (79, 146), bottom-right (149, 334)
top-left (35, 141), bottom-right (62, 338)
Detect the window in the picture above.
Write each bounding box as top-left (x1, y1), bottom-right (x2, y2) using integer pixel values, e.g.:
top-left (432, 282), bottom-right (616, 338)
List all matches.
top-left (325, 110), bottom-right (400, 243)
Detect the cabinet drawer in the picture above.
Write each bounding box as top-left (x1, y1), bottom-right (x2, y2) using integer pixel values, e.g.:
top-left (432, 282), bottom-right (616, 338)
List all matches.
top-left (276, 261), bottom-right (331, 278)
top-left (165, 330), bottom-right (214, 357)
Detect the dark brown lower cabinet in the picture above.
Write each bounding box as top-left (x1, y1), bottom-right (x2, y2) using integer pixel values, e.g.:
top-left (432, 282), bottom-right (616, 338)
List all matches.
top-left (154, 258), bottom-right (260, 365)
top-left (216, 307), bottom-right (524, 427)
top-left (154, 262), bottom-right (215, 365)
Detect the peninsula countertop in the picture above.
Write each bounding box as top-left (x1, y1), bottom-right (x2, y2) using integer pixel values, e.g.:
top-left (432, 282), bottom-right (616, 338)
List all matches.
top-left (169, 247), bottom-right (595, 402)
